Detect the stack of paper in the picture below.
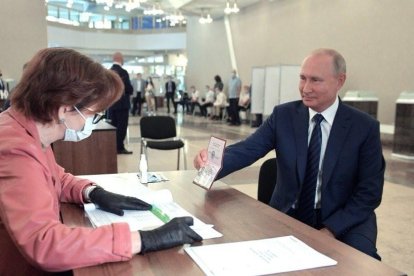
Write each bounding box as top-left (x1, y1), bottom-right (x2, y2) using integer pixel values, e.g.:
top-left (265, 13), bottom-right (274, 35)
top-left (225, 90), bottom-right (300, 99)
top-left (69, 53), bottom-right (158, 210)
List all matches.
top-left (81, 174), bottom-right (222, 239)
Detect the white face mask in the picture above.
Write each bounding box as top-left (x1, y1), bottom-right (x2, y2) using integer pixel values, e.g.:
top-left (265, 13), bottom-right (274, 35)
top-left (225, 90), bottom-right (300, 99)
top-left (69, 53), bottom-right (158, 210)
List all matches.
top-left (63, 107), bottom-right (96, 142)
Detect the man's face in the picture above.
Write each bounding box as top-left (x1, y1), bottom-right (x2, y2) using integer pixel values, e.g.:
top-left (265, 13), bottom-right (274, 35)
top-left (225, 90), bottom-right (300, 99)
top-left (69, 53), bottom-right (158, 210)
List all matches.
top-left (299, 54), bottom-right (345, 112)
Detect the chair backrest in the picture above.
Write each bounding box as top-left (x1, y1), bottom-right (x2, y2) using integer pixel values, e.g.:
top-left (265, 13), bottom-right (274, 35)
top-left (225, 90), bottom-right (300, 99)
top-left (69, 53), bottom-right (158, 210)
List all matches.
top-left (258, 158), bottom-right (277, 204)
top-left (140, 116), bottom-right (177, 139)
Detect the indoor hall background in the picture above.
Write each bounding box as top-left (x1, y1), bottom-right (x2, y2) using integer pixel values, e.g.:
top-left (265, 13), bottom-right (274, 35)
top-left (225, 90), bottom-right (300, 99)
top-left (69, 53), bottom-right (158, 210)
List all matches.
top-left (118, 110), bottom-right (414, 275)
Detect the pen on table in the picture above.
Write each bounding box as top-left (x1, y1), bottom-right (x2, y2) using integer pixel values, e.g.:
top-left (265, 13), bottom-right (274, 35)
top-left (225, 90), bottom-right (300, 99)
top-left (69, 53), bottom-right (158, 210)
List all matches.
top-left (151, 206), bottom-right (170, 223)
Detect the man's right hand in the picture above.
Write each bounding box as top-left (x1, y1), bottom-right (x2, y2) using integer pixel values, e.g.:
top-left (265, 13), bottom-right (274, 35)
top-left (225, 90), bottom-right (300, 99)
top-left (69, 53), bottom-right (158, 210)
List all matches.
top-left (139, 217), bottom-right (202, 254)
top-left (193, 148), bottom-right (208, 170)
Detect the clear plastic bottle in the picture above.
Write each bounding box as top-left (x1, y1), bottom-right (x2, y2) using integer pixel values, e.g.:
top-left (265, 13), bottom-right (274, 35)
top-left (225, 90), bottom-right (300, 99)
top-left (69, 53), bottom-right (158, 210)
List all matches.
top-left (139, 154), bottom-right (148, 184)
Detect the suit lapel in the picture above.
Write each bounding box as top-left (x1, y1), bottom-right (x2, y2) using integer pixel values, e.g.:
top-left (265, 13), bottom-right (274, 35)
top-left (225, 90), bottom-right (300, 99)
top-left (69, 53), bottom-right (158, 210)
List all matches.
top-left (293, 103), bottom-right (309, 185)
top-left (322, 102), bottom-right (352, 186)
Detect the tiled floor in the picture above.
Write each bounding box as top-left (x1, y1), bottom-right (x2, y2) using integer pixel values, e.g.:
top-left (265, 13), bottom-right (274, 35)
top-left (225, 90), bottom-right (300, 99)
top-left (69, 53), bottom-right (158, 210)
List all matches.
top-left (117, 109), bottom-right (414, 275)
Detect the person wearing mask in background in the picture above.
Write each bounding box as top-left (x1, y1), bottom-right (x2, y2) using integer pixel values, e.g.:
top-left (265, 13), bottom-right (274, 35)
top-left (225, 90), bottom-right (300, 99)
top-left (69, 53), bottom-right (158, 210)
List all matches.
top-left (108, 52), bottom-right (133, 154)
top-left (165, 75), bottom-right (177, 114)
top-left (227, 69), bottom-right (242, 126)
top-left (0, 48), bottom-right (202, 275)
top-left (131, 73), bottom-right (146, 116)
top-left (194, 48), bottom-right (384, 260)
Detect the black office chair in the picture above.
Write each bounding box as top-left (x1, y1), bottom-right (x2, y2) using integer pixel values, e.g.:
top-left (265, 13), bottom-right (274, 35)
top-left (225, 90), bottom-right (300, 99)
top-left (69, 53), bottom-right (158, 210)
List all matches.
top-left (257, 158), bottom-right (277, 204)
top-left (140, 115), bottom-right (187, 170)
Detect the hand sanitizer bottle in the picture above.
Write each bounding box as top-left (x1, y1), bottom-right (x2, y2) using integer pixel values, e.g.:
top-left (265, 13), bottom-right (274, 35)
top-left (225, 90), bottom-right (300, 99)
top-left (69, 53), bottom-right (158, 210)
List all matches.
top-left (140, 154), bottom-right (148, 184)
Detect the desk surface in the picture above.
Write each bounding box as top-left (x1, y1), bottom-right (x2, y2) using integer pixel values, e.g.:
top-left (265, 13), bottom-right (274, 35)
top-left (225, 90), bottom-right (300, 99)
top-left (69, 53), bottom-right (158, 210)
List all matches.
top-left (61, 171), bottom-right (405, 276)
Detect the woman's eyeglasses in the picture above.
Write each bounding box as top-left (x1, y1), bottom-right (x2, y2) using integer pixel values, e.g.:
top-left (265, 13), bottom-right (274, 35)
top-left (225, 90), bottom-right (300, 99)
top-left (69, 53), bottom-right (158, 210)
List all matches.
top-left (92, 112), bottom-right (105, 124)
top-left (75, 106), bottom-right (105, 124)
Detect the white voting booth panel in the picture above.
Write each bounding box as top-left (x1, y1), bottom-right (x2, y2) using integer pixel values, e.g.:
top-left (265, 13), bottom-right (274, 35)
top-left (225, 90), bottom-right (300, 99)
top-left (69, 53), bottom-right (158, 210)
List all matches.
top-left (251, 65), bottom-right (301, 115)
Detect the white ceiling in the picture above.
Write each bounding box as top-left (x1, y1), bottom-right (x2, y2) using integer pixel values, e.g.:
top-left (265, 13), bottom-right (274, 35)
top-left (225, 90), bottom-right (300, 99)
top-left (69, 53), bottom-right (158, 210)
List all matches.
top-left (47, 0), bottom-right (261, 19)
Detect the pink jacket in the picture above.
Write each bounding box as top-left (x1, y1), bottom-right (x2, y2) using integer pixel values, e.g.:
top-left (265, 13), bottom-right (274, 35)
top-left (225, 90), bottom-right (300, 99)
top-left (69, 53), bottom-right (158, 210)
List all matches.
top-left (0, 109), bottom-right (132, 274)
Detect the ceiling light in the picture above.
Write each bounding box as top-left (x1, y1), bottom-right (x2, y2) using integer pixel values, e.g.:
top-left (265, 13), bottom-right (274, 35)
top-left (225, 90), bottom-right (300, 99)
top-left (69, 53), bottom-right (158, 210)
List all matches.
top-left (143, 3), bottom-right (164, 16)
top-left (224, 0), bottom-right (240, 14)
top-left (199, 9), bottom-right (213, 24)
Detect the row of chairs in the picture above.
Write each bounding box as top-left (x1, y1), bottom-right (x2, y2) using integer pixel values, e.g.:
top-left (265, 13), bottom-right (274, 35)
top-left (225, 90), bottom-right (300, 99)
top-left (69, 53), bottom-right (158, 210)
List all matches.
top-left (140, 115), bottom-right (277, 204)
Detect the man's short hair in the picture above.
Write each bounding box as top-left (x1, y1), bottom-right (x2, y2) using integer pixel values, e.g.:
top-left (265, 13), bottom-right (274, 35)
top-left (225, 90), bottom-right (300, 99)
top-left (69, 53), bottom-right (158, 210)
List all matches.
top-left (311, 48), bottom-right (346, 75)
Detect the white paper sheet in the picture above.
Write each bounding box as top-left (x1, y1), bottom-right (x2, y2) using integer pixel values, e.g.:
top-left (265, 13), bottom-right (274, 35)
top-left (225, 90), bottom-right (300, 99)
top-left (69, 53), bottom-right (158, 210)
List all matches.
top-left (81, 174), bottom-right (222, 239)
top-left (185, 236), bottom-right (337, 275)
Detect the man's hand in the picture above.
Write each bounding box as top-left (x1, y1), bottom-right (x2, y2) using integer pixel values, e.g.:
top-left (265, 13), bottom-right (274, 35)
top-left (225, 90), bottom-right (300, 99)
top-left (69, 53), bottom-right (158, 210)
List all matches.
top-left (139, 217), bottom-right (202, 254)
top-left (193, 148), bottom-right (208, 170)
top-left (89, 187), bottom-right (152, 216)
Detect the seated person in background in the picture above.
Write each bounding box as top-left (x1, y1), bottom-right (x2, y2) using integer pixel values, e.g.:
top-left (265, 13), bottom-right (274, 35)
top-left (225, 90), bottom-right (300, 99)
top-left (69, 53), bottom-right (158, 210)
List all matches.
top-left (145, 76), bottom-right (156, 113)
top-left (238, 84), bottom-right (251, 110)
top-left (176, 90), bottom-right (190, 113)
top-left (200, 85), bottom-right (215, 117)
top-left (211, 87), bottom-right (227, 120)
top-left (194, 48), bottom-right (384, 260)
top-left (0, 48), bottom-right (202, 275)
top-left (189, 85), bottom-right (200, 114)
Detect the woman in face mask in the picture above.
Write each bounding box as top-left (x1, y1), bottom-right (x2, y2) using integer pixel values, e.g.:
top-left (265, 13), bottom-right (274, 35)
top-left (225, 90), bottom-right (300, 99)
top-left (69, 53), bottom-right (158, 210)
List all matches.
top-left (0, 48), bottom-right (201, 275)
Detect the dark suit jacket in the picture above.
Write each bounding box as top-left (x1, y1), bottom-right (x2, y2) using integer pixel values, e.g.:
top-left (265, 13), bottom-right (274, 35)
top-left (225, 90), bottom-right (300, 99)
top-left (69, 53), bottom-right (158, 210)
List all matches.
top-left (217, 100), bottom-right (384, 240)
top-left (165, 80), bottom-right (176, 94)
top-left (109, 64), bottom-right (133, 111)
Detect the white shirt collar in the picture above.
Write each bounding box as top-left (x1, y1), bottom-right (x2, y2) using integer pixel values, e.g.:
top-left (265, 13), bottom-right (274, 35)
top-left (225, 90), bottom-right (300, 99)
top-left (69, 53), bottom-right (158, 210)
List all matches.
top-left (113, 61), bottom-right (122, 66)
top-left (308, 96), bottom-right (339, 126)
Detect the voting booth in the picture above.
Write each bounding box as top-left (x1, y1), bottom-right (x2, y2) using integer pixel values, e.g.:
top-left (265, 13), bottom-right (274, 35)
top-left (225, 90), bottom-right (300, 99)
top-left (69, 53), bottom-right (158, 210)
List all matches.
top-left (392, 91), bottom-right (414, 160)
top-left (342, 90), bottom-right (378, 119)
top-left (251, 65), bottom-right (301, 116)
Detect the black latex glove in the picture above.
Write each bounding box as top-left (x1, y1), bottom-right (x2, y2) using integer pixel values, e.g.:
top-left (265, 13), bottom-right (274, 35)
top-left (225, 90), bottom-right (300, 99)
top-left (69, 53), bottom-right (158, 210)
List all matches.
top-left (139, 216), bottom-right (202, 254)
top-left (89, 187), bottom-right (152, 216)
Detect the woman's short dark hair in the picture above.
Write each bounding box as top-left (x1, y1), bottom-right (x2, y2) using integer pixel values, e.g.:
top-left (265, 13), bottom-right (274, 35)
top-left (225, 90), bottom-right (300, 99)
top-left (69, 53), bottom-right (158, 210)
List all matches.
top-left (11, 48), bottom-right (123, 123)
top-left (214, 75), bottom-right (222, 83)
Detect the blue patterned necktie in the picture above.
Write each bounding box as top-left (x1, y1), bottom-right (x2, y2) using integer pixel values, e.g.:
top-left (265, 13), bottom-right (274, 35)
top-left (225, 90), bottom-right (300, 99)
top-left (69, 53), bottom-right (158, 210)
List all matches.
top-left (297, 113), bottom-right (324, 227)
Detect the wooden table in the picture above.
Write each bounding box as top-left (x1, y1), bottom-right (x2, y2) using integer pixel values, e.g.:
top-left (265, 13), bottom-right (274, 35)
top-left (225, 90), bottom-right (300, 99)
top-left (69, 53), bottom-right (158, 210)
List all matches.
top-left (61, 171), bottom-right (406, 276)
top-left (53, 121), bottom-right (117, 175)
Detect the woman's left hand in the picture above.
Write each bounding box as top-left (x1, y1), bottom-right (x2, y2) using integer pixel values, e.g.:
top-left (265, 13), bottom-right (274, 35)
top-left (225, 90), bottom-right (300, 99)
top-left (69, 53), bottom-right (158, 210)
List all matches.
top-left (89, 187), bottom-right (152, 216)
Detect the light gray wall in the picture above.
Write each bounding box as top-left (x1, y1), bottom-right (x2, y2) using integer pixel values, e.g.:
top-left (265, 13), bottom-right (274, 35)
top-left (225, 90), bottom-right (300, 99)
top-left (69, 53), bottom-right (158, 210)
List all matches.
top-left (187, 0), bottom-right (414, 124)
top-left (0, 0), bottom-right (47, 84)
top-left (186, 17), bottom-right (232, 96)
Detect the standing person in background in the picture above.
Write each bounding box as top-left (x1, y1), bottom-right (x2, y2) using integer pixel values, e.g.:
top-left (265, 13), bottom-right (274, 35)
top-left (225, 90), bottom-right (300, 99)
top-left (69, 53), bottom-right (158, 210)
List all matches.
top-left (131, 73), bottom-right (146, 116)
top-left (228, 69), bottom-right (242, 126)
top-left (145, 76), bottom-right (156, 114)
top-left (0, 48), bottom-right (202, 275)
top-left (213, 75), bottom-right (224, 92)
top-left (108, 52), bottom-right (133, 154)
top-left (165, 75), bottom-right (177, 114)
top-left (194, 48), bottom-right (384, 260)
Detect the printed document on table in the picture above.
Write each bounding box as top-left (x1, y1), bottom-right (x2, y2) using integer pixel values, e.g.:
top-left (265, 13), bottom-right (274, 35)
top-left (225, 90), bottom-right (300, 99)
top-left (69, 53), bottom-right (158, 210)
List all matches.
top-left (193, 136), bottom-right (226, 190)
top-left (80, 174), bottom-right (222, 239)
top-left (185, 235), bottom-right (337, 275)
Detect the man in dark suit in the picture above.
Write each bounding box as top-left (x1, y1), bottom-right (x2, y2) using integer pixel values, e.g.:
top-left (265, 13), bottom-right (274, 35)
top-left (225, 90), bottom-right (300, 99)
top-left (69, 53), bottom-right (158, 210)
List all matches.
top-left (165, 76), bottom-right (177, 114)
top-left (108, 52), bottom-right (133, 154)
top-left (194, 48), bottom-right (385, 260)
